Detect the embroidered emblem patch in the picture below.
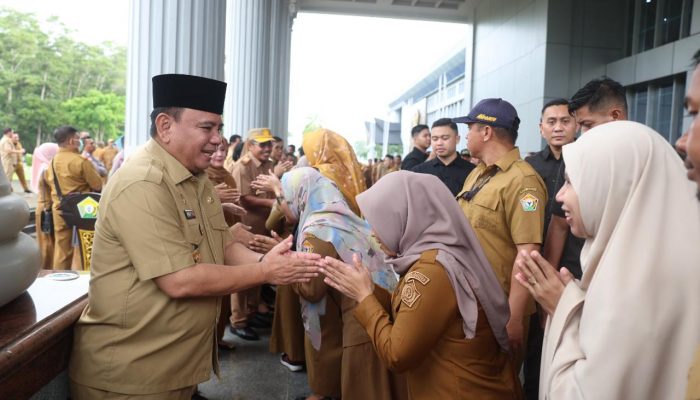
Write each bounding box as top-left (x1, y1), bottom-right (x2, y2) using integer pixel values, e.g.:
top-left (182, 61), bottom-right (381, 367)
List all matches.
top-left (301, 239), bottom-right (315, 254)
top-left (401, 282), bottom-right (421, 307)
top-left (520, 193), bottom-right (539, 212)
top-left (406, 271), bottom-right (430, 285)
top-left (401, 271), bottom-right (431, 307)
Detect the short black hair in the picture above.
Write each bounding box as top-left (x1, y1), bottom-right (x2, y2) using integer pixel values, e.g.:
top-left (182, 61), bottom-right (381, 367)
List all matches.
top-left (54, 126), bottom-right (78, 144)
top-left (384, 154), bottom-right (394, 160)
top-left (288, 144), bottom-right (296, 151)
top-left (229, 134), bottom-right (241, 143)
top-left (541, 98), bottom-right (570, 115)
top-left (149, 107), bottom-right (183, 138)
top-left (431, 118), bottom-right (458, 133)
top-left (3, 128), bottom-right (12, 135)
top-left (569, 77), bottom-right (627, 114)
top-left (232, 141), bottom-right (244, 161)
top-left (411, 124), bottom-right (429, 137)
top-left (273, 136), bottom-right (283, 143)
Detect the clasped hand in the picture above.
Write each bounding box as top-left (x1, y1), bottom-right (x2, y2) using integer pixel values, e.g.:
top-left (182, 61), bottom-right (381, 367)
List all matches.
top-left (514, 250), bottom-right (574, 316)
top-left (261, 235), bottom-right (322, 285)
top-left (320, 254), bottom-right (374, 303)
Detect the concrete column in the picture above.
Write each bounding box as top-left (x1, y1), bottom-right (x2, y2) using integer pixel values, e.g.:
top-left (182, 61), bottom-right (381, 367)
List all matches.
top-left (124, 0), bottom-right (226, 154)
top-left (224, 0), bottom-right (272, 140)
top-left (268, 0), bottom-right (296, 142)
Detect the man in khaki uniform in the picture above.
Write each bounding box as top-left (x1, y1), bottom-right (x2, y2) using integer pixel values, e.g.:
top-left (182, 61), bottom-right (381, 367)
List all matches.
top-left (454, 98), bottom-right (546, 367)
top-left (69, 74), bottom-right (320, 399)
top-left (0, 127), bottom-right (22, 188)
top-left (45, 126), bottom-right (103, 269)
top-left (98, 138), bottom-right (119, 171)
top-left (229, 128), bottom-right (276, 340)
top-left (11, 133), bottom-right (31, 192)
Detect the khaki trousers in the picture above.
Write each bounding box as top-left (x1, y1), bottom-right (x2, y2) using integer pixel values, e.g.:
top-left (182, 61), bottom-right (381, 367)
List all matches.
top-left (71, 380), bottom-right (195, 400)
top-left (14, 162), bottom-right (29, 190)
top-left (230, 286), bottom-right (260, 327)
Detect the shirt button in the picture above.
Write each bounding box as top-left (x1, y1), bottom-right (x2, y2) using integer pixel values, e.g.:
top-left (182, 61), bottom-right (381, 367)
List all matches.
top-left (207, 196), bottom-right (213, 203)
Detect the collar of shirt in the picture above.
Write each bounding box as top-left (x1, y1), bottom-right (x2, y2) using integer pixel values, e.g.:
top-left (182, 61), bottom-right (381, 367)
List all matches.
top-left (58, 147), bottom-right (77, 154)
top-left (428, 155), bottom-right (464, 167)
top-left (494, 147), bottom-right (521, 172)
top-left (538, 145), bottom-right (562, 162)
top-left (146, 139), bottom-right (204, 185)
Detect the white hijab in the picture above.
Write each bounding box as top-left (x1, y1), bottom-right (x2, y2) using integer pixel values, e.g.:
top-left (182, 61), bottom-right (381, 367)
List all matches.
top-left (540, 121), bottom-right (700, 399)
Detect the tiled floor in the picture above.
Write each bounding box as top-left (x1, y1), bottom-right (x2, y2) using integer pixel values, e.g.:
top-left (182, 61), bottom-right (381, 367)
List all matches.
top-left (199, 327), bottom-right (311, 400)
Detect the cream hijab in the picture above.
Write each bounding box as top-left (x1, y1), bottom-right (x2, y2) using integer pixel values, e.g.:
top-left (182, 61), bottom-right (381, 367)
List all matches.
top-left (356, 171), bottom-right (511, 351)
top-left (540, 121), bottom-right (700, 399)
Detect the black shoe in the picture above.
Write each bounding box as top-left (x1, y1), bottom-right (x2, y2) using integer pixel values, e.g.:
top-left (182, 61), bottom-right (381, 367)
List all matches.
top-left (192, 391), bottom-right (208, 400)
top-left (23, 189), bottom-right (32, 194)
top-left (249, 313), bottom-right (272, 329)
top-left (255, 311), bottom-right (273, 323)
top-left (230, 326), bottom-right (259, 341)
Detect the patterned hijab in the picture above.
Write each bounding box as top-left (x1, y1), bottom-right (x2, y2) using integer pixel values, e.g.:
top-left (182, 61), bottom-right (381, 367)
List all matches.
top-left (356, 171), bottom-right (511, 351)
top-left (302, 129), bottom-right (366, 215)
top-left (281, 167), bottom-right (397, 349)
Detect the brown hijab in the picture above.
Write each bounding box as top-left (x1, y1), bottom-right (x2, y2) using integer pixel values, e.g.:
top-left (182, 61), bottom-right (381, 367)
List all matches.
top-left (356, 171), bottom-right (510, 351)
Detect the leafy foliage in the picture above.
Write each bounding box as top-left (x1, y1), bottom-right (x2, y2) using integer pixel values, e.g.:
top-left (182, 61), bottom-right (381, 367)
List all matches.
top-left (0, 7), bottom-right (126, 152)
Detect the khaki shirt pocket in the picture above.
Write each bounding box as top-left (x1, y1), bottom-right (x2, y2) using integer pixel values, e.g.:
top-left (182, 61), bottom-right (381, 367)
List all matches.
top-left (470, 194), bottom-right (500, 232)
top-left (208, 212), bottom-right (229, 264)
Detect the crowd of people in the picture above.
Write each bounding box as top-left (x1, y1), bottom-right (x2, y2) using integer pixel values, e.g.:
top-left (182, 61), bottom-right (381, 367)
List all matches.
top-left (5, 48), bottom-right (700, 400)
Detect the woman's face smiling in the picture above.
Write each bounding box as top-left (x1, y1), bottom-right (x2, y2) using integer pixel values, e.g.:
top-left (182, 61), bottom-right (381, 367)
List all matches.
top-left (556, 174), bottom-right (588, 238)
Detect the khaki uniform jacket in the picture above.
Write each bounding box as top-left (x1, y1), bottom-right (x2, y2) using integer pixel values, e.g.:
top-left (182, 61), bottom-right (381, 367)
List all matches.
top-left (688, 346), bottom-right (700, 399)
top-left (99, 146), bottom-right (119, 171)
top-left (353, 250), bottom-right (523, 400)
top-left (457, 148), bottom-right (545, 298)
top-left (294, 235), bottom-right (343, 397)
top-left (46, 148), bottom-right (103, 207)
top-left (69, 139), bottom-right (230, 394)
top-left (303, 236), bottom-right (406, 400)
top-left (231, 154), bottom-right (274, 234)
top-left (0, 135), bottom-right (14, 176)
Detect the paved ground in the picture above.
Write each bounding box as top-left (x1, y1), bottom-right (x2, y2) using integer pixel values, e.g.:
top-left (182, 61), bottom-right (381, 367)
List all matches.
top-left (199, 327), bottom-right (311, 400)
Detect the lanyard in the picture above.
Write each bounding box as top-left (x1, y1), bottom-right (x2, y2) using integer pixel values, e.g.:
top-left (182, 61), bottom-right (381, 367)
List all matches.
top-left (460, 167), bottom-right (498, 202)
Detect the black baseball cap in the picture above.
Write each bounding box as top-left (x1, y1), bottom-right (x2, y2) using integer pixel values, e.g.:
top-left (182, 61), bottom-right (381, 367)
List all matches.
top-left (152, 74), bottom-right (227, 115)
top-left (452, 98), bottom-right (520, 132)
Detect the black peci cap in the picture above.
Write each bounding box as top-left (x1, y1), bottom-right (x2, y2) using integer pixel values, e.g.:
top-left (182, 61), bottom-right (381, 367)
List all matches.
top-left (152, 74), bottom-right (227, 115)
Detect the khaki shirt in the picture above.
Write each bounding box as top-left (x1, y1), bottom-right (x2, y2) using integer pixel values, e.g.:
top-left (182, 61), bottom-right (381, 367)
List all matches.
top-left (353, 250), bottom-right (522, 400)
top-left (0, 135), bottom-right (13, 172)
top-left (231, 154), bottom-right (274, 234)
top-left (99, 146), bottom-right (119, 171)
top-left (69, 139), bottom-right (231, 394)
top-left (688, 346), bottom-right (700, 399)
top-left (457, 147), bottom-right (546, 295)
top-left (46, 148), bottom-right (103, 207)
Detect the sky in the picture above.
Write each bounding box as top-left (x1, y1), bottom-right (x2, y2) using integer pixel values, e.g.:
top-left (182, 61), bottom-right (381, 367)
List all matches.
top-left (1, 1), bottom-right (468, 147)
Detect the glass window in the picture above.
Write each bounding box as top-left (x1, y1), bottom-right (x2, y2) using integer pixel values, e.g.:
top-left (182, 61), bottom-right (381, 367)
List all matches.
top-left (633, 88), bottom-right (648, 124)
top-left (655, 82), bottom-right (673, 138)
top-left (638, 0), bottom-right (657, 52)
top-left (659, 0), bottom-right (683, 45)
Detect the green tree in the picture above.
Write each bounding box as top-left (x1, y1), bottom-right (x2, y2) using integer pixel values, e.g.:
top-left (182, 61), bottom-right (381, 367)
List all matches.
top-left (0, 7), bottom-right (126, 153)
top-left (62, 90), bottom-right (125, 141)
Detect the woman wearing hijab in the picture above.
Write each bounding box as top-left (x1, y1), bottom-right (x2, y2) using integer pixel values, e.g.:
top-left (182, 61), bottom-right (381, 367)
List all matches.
top-left (302, 129), bottom-right (366, 215)
top-left (515, 121), bottom-right (700, 399)
top-left (262, 167), bottom-right (403, 400)
top-left (322, 171), bottom-right (522, 399)
top-left (33, 143), bottom-right (59, 268)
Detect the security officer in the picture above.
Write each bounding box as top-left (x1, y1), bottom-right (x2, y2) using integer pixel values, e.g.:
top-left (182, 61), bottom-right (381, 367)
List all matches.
top-left (69, 74), bottom-right (320, 400)
top-left (229, 127), bottom-right (277, 340)
top-left (453, 98), bottom-right (546, 368)
top-left (46, 126), bottom-right (103, 269)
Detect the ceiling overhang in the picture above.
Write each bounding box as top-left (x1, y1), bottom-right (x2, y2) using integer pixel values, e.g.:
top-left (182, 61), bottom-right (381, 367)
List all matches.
top-left (297, 0), bottom-right (473, 23)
